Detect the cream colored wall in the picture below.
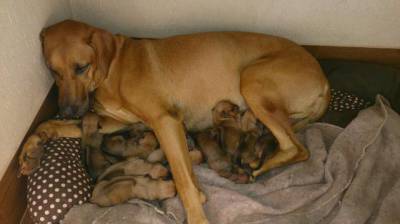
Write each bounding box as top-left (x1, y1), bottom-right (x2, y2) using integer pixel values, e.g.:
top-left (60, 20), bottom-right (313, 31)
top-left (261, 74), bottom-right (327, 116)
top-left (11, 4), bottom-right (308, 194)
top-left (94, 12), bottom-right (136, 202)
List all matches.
top-left (0, 1), bottom-right (71, 177)
top-left (1, 0), bottom-right (400, 178)
top-left (70, 0), bottom-right (400, 48)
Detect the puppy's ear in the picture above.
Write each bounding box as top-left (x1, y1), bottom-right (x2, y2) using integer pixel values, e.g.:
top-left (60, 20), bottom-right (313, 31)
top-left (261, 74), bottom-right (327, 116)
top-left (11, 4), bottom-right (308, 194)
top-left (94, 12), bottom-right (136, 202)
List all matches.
top-left (88, 29), bottom-right (116, 83)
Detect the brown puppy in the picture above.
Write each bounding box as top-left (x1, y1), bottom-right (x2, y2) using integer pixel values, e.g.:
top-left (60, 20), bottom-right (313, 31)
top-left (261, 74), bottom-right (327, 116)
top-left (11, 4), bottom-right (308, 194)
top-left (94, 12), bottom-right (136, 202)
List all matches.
top-left (98, 157), bottom-right (169, 181)
top-left (197, 100), bottom-right (251, 183)
top-left (196, 129), bottom-right (250, 184)
top-left (212, 100), bottom-right (242, 162)
top-left (21, 20), bottom-right (330, 223)
top-left (91, 175), bottom-right (176, 207)
top-left (19, 120), bottom-right (82, 175)
top-left (104, 131), bottom-right (158, 158)
top-left (239, 110), bottom-right (264, 169)
top-left (104, 125), bottom-right (203, 165)
top-left (195, 129), bottom-right (233, 178)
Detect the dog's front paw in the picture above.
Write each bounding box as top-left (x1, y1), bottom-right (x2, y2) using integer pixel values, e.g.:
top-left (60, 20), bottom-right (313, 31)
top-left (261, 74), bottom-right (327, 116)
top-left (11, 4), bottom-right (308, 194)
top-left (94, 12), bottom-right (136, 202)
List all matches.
top-left (82, 112), bottom-right (100, 137)
top-left (19, 134), bottom-right (44, 176)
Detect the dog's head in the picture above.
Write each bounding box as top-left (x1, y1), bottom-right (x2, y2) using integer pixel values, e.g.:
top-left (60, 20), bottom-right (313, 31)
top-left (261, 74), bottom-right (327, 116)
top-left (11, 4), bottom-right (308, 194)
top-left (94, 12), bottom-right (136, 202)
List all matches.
top-left (41, 20), bottom-right (115, 118)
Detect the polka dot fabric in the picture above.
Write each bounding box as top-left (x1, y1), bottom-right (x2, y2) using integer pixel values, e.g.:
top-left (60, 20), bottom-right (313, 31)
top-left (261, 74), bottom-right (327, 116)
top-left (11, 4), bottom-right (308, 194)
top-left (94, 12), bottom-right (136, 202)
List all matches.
top-left (27, 138), bottom-right (92, 224)
top-left (328, 89), bottom-right (372, 112)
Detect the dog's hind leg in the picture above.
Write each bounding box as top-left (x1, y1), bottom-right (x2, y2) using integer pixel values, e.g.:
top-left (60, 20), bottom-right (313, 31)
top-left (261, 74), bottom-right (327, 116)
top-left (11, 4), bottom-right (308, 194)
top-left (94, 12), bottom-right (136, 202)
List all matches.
top-left (239, 54), bottom-right (322, 178)
top-left (242, 93), bottom-right (309, 178)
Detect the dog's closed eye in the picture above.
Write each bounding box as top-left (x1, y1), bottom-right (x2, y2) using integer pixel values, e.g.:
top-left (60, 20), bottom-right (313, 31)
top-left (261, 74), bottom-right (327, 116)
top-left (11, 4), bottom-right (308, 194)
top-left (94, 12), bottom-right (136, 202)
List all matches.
top-left (75, 63), bottom-right (90, 75)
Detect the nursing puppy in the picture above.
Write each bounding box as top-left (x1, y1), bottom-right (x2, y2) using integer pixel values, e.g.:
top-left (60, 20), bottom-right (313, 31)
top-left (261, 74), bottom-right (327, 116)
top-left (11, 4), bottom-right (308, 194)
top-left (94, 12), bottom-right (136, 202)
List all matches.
top-left (212, 100), bottom-right (242, 163)
top-left (239, 110), bottom-right (265, 169)
top-left (91, 175), bottom-right (176, 206)
top-left (195, 129), bottom-right (233, 178)
top-left (82, 115), bottom-right (179, 205)
top-left (197, 101), bottom-right (250, 183)
top-left (103, 126), bottom-right (203, 164)
top-left (21, 20), bottom-right (330, 223)
top-left (104, 131), bottom-right (158, 159)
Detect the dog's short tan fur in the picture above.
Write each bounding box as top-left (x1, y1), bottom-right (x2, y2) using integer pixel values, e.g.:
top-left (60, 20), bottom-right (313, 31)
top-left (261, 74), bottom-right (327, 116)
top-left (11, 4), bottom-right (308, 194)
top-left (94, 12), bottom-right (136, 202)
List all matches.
top-left (20, 20), bottom-right (329, 223)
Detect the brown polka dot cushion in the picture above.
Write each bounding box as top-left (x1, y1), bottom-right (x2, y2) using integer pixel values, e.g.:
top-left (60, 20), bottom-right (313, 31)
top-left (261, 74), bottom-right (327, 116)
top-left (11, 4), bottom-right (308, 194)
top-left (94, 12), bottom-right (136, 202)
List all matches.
top-left (328, 88), bottom-right (372, 112)
top-left (27, 138), bottom-right (92, 224)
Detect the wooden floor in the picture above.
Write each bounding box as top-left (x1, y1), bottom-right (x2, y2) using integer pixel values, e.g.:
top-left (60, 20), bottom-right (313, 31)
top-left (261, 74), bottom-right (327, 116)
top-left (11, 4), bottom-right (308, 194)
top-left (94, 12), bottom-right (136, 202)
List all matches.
top-left (304, 45), bottom-right (400, 68)
top-left (0, 85), bottom-right (58, 224)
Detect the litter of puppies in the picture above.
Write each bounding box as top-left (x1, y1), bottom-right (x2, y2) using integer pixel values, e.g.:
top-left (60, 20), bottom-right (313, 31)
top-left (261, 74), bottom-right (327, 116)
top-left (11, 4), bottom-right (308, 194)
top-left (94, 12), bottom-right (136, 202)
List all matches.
top-left (20, 100), bottom-right (277, 207)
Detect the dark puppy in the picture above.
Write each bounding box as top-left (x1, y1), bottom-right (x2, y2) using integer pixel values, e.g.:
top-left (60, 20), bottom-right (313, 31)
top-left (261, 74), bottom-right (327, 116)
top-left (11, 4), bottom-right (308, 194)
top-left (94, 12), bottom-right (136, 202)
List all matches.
top-left (239, 110), bottom-right (264, 169)
top-left (195, 129), bottom-right (233, 178)
top-left (104, 122), bottom-right (203, 164)
top-left (212, 100), bottom-right (242, 163)
top-left (104, 131), bottom-right (158, 159)
top-left (196, 100), bottom-right (251, 183)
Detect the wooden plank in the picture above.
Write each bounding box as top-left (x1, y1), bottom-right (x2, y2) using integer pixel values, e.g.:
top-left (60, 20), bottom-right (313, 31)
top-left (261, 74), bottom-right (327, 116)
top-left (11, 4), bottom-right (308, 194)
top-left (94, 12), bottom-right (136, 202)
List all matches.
top-left (304, 45), bottom-right (400, 68)
top-left (0, 85), bottom-right (58, 224)
top-left (20, 209), bottom-right (34, 224)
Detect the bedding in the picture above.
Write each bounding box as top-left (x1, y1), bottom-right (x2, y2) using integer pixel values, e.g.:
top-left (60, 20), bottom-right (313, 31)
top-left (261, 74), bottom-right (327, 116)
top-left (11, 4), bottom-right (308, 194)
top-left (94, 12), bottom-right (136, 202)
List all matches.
top-left (27, 138), bottom-right (92, 224)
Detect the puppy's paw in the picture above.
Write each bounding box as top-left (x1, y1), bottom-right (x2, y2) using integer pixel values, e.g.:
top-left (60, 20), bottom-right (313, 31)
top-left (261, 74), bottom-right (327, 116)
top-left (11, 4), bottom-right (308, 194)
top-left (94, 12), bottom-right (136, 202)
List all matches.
top-left (189, 149), bottom-right (203, 165)
top-left (160, 180), bottom-right (177, 199)
top-left (146, 149), bottom-right (165, 163)
top-left (19, 134), bottom-right (44, 176)
top-left (149, 163), bottom-right (169, 179)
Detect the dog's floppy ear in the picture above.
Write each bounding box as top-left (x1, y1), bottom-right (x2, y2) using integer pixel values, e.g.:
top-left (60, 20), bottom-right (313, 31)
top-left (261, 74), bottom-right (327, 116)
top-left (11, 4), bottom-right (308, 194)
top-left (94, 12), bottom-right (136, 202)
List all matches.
top-left (88, 29), bottom-right (116, 82)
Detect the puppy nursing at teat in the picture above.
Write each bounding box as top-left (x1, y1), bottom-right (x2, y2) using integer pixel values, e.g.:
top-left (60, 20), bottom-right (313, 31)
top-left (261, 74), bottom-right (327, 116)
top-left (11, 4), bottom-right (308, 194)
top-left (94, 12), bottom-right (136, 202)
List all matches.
top-left (81, 114), bottom-right (204, 206)
top-left (196, 100), bottom-right (277, 184)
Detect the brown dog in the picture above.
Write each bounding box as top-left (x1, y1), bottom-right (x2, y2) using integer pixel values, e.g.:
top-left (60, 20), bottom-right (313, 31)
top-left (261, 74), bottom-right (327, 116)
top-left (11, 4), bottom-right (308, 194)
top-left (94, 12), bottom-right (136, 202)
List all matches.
top-left (20, 20), bottom-right (330, 223)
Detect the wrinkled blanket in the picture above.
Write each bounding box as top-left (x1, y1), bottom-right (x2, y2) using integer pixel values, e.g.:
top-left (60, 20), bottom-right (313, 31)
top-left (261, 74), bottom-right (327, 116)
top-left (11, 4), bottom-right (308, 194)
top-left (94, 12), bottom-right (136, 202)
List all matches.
top-left (63, 96), bottom-right (400, 224)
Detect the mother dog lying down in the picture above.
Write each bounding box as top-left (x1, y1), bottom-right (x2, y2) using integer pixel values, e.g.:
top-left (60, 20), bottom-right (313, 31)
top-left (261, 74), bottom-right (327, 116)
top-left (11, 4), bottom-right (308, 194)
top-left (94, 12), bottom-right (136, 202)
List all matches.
top-left (19, 20), bottom-right (330, 224)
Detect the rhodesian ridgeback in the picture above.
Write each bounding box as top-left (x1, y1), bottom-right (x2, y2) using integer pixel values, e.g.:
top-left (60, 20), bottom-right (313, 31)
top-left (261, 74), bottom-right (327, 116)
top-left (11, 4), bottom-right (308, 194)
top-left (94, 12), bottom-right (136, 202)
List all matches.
top-left (19, 20), bottom-right (329, 223)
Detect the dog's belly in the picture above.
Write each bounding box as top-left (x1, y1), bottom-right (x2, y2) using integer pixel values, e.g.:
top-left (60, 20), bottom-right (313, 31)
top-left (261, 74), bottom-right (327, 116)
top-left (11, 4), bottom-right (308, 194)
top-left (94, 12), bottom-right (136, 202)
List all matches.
top-left (176, 72), bottom-right (247, 131)
top-left (184, 96), bottom-right (247, 131)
